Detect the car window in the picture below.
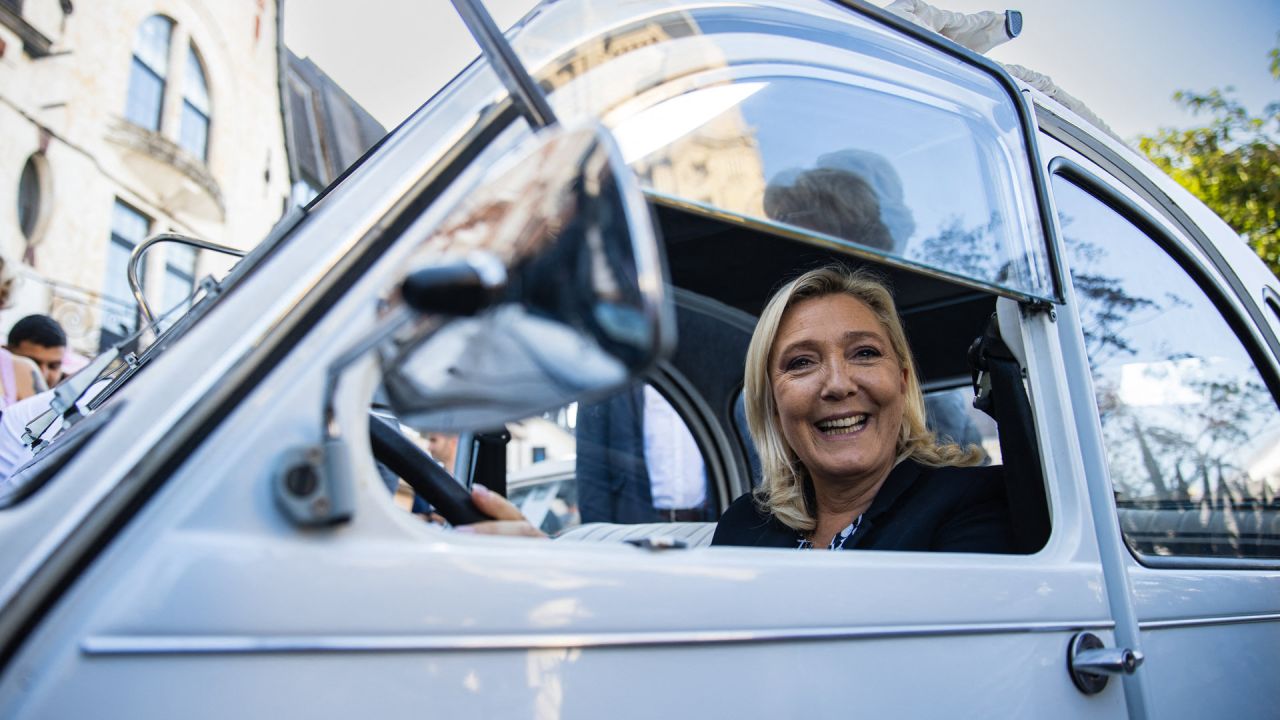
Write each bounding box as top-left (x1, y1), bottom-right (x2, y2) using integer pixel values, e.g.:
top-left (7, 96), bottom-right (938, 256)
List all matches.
top-left (924, 385), bottom-right (1001, 465)
top-left (1055, 175), bottom-right (1280, 560)
top-left (616, 74), bottom-right (1048, 300)
top-left (530, 2), bottom-right (1056, 302)
top-left (503, 382), bottom-right (713, 535)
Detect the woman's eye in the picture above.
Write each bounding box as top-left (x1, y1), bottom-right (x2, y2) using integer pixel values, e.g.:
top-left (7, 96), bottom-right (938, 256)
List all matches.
top-left (853, 347), bottom-right (882, 360)
top-left (785, 357), bottom-right (814, 371)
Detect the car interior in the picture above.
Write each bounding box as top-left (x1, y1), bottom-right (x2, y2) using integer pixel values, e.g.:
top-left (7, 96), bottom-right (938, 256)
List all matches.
top-left (373, 199), bottom-right (1054, 554)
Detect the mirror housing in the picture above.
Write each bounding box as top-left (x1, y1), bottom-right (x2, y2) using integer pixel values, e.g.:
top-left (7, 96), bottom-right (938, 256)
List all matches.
top-left (381, 122), bottom-right (673, 431)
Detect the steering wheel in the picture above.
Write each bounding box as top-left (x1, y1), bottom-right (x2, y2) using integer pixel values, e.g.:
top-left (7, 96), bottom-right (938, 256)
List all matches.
top-left (367, 413), bottom-right (489, 525)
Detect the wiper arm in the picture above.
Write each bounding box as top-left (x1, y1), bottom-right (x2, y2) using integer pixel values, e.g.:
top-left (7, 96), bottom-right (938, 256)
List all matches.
top-left (22, 346), bottom-right (124, 451)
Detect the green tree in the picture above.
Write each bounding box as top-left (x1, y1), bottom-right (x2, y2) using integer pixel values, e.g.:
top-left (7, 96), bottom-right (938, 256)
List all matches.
top-left (1138, 38), bottom-right (1280, 277)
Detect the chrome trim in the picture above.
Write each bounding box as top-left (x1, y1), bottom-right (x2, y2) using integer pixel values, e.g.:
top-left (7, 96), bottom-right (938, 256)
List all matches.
top-left (0, 90), bottom-right (517, 667)
top-left (128, 232), bottom-right (247, 326)
top-left (451, 0), bottom-right (557, 129)
top-left (82, 619), bottom-right (1114, 656)
top-left (1140, 612), bottom-right (1280, 631)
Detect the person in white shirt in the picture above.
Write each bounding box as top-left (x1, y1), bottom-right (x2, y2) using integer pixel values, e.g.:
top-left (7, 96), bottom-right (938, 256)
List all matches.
top-left (575, 384), bottom-right (709, 524)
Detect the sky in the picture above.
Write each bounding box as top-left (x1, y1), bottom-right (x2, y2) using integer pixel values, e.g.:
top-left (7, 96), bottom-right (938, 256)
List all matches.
top-left (284, 0), bottom-right (1280, 144)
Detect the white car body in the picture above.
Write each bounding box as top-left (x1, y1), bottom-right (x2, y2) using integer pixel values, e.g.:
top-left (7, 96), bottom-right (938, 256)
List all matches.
top-left (0, 2), bottom-right (1274, 718)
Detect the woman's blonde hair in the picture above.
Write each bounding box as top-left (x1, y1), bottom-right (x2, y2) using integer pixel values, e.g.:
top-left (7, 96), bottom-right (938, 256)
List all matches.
top-left (743, 265), bottom-right (982, 532)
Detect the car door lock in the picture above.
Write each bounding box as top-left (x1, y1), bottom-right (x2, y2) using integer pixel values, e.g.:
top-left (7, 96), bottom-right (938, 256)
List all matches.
top-left (1067, 632), bottom-right (1144, 695)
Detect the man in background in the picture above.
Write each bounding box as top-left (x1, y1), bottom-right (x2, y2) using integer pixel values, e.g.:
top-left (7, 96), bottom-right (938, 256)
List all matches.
top-left (575, 384), bottom-right (710, 524)
top-left (426, 432), bottom-right (459, 475)
top-left (7, 315), bottom-right (66, 389)
top-left (409, 432), bottom-right (459, 520)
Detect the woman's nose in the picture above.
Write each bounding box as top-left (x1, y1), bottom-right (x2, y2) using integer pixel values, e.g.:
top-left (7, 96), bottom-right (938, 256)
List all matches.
top-left (819, 363), bottom-right (858, 400)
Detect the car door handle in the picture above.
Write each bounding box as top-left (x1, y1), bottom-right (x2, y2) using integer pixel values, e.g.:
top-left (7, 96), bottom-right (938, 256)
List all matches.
top-left (1068, 632), bottom-right (1144, 695)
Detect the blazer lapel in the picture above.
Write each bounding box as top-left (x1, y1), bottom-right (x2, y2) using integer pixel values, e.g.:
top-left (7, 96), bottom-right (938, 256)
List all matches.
top-left (846, 460), bottom-right (921, 548)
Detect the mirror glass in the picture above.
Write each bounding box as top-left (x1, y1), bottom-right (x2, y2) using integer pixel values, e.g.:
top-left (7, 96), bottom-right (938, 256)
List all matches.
top-left (381, 122), bottom-right (673, 431)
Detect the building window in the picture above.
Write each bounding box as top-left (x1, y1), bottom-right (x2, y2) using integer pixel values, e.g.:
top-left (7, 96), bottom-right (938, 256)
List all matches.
top-left (124, 16), bottom-right (213, 164)
top-left (531, 447), bottom-right (547, 464)
top-left (17, 154), bottom-right (42, 241)
top-left (179, 45), bottom-right (210, 160)
top-left (101, 199), bottom-right (150, 351)
top-left (161, 242), bottom-right (198, 321)
top-left (125, 15), bottom-right (172, 132)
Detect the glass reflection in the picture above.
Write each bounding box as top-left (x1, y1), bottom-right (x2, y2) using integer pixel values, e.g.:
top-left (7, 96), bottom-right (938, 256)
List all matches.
top-left (1056, 177), bottom-right (1280, 559)
top-left (614, 75), bottom-right (1036, 296)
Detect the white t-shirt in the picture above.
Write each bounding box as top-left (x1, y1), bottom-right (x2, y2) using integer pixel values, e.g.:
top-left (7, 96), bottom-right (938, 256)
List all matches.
top-left (0, 390), bottom-right (59, 482)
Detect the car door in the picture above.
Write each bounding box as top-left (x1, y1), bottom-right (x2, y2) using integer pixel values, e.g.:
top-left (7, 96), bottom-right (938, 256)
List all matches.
top-left (1040, 128), bottom-right (1280, 719)
top-left (0, 2), bottom-right (1128, 718)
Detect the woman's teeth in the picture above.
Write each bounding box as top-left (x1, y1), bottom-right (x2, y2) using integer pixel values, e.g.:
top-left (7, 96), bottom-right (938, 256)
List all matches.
top-left (816, 415), bottom-right (868, 435)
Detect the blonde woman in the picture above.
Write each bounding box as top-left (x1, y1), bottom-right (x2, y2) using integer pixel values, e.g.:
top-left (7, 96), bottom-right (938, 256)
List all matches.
top-left (711, 265), bottom-right (1013, 552)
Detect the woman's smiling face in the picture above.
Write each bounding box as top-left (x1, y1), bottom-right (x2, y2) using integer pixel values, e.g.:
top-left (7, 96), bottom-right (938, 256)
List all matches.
top-left (769, 293), bottom-right (908, 489)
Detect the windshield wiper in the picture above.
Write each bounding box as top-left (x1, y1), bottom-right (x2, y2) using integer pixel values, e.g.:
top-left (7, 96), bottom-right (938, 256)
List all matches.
top-left (21, 347), bottom-right (123, 451)
top-left (16, 208), bottom-right (311, 456)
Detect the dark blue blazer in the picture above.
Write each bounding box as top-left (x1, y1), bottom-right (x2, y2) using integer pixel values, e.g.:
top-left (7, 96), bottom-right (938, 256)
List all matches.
top-left (711, 460), bottom-right (1015, 553)
top-left (576, 387), bottom-right (656, 524)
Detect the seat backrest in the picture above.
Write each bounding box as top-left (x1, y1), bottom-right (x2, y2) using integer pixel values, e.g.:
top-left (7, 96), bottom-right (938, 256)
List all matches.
top-left (969, 302), bottom-right (1051, 553)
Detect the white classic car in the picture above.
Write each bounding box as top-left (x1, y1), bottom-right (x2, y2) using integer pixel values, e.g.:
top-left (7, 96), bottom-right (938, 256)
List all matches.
top-left (0, 1), bottom-right (1275, 718)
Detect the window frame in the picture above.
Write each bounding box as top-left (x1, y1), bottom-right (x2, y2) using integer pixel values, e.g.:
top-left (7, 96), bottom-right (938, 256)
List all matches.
top-left (178, 44), bottom-right (211, 161)
top-left (17, 153), bottom-right (44, 241)
top-left (1051, 157), bottom-right (1280, 571)
top-left (1039, 105), bottom-right (1280, 365)
top-left (124, 15), bottom-right (214, 165)
top-left (101, 199), bottom-right (151, 351)
top-left (124, 15), bottom-right (173, 132)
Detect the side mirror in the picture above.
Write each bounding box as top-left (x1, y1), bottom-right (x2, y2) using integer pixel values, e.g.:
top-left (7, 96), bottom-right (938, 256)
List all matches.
top-left (276, 121), bottom-right (673, 528)
top-left (382, 121), bottom-right (674, 431)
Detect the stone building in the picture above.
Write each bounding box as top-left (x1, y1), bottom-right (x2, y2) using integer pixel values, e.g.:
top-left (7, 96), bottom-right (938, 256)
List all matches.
top-left (0, 1), bottom-right (382, 354)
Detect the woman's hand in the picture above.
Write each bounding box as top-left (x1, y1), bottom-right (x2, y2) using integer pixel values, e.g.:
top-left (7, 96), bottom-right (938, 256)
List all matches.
top-left (456, 484), bottom-right (547, 538)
